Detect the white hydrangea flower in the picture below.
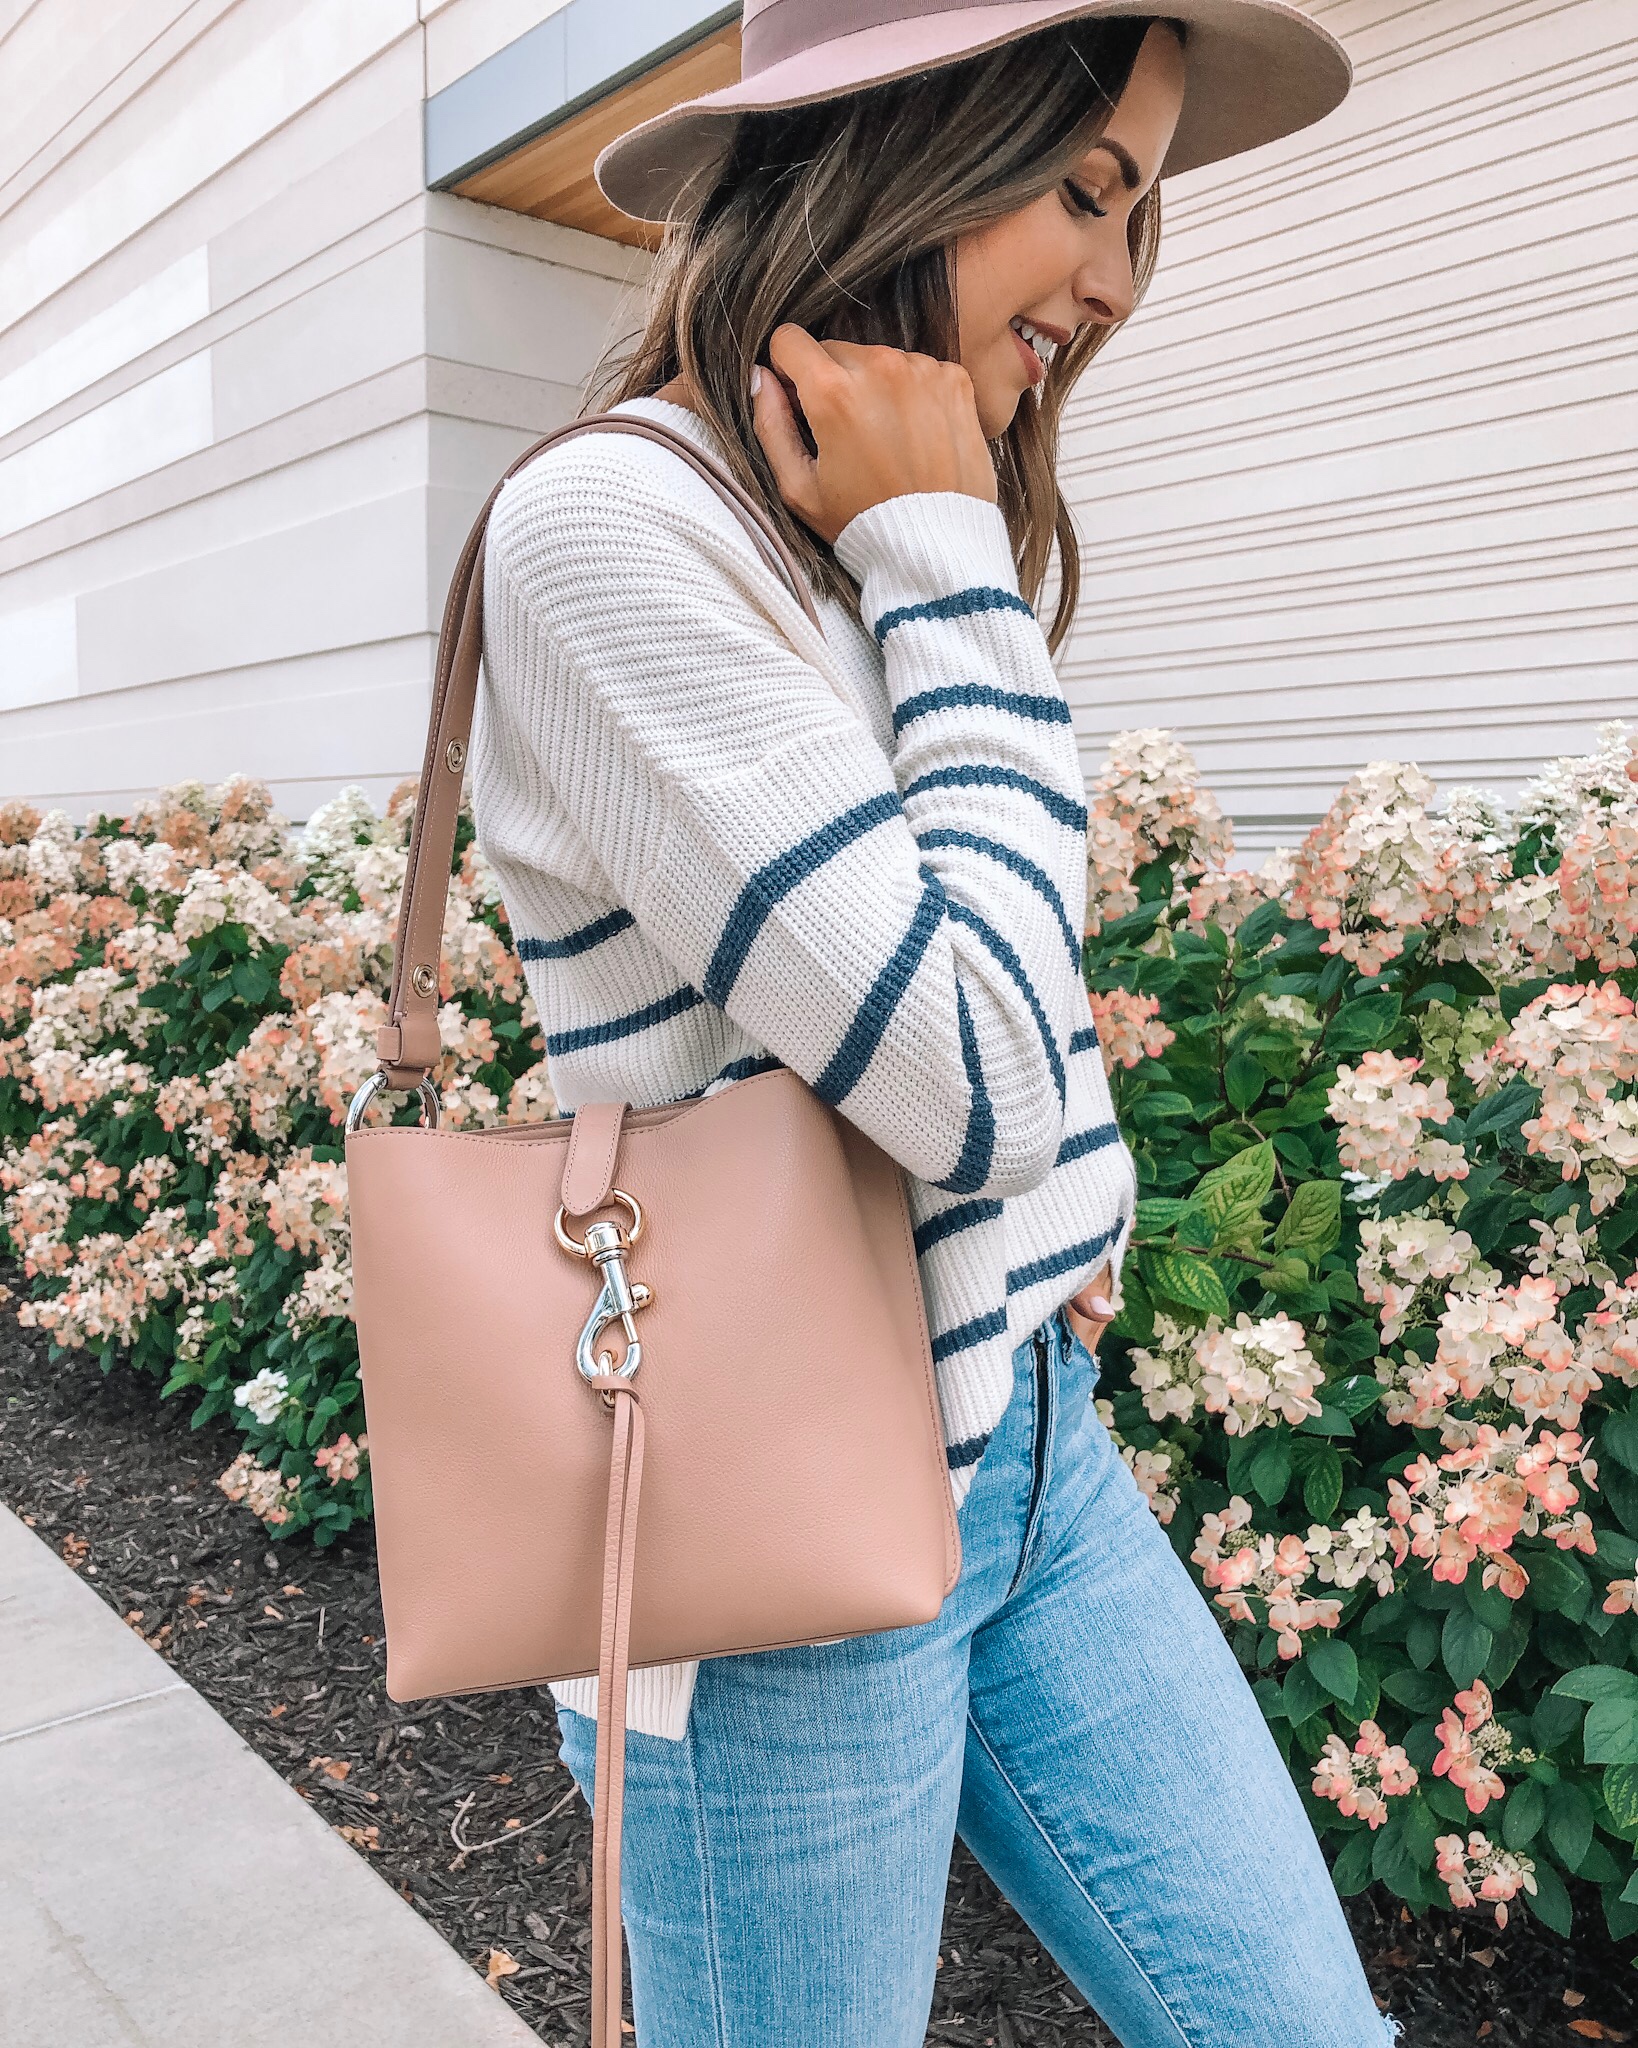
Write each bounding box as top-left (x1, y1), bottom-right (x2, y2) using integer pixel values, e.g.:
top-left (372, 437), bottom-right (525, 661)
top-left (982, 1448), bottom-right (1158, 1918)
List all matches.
top-left (173, 866), bottom-right (294, 948)
top-left (232, 1368), bottom-right (289, 1427)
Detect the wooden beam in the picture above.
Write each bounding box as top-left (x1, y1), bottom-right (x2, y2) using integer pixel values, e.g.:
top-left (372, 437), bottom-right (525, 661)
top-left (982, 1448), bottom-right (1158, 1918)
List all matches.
top-left (454, 25), bottom-right (741, 249)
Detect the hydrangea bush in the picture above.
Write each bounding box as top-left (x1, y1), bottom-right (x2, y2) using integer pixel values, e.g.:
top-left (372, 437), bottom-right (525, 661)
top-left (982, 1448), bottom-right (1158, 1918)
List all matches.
top-left (1083, 724), bottom-right (1638, 1948)
top-left (0, 776), bottom-right (553, 1546)
top-left (3, 724), bottom-right (1636, 1946)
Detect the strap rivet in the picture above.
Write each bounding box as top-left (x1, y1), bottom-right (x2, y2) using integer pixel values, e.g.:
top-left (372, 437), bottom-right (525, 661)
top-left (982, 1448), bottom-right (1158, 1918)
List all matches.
top-left (411, 963), bottom-right (437, 997)
top-left (445, 738), bottom-right (467, 773)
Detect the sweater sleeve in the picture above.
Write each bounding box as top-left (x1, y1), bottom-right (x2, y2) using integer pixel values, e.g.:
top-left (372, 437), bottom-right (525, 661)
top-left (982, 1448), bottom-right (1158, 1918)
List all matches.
top-left (484, 443), bottom-right (1092, 1199)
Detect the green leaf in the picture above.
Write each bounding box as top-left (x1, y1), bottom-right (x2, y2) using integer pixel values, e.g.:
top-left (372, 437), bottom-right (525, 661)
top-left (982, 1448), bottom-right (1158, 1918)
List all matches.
top-left (1371, 1816), bottom-right (1423, 1902)
top-left (1484, 1617), bottom-right (1530, 1692)
top-left (1225, 1052), bottom-right (1265, 1111)
top-left (1135, 1197), bottom-right (1187, 1233)
top-left (1283, 1658), bottom-right (1328, 1726)
top-left (1526, 1858), bottom-right (1574, 1936)
top-left (1327, 991), bottom-right (1402, 1054)
top-left (1381, 1669), bottom-right (1450, 1714)
top-left (1552, 1666), bottom-right (1638, 1705)
top-left (1405, 1612), bottom-right (1441, 1672)
top-left (1132, 1090), bottom-right (1195, 1123)
top-left (1235, 899), bottom-right (1287, 956)
top-left (1330, 1828), bottom-right (1374, 1896)
top-left (1534, 1691), bottom-right (1586, 1755)
top-left (1547, 1781), bottom-right (1595, 1872)
top-left (1273, 1179), bottom-right (1342, 1261)
top-left (1464, 1076), bottom-right (1537, 1141)
top-left (1462, 1576), bottom-right (1514, 1633)
top-left (1266, 1252), bottom-right (1312, 1299)
top-left (1584, 1697), bottom-right (1638, 1766)
top-left (1601, 1407), bottom-right (1638, 1478)
top-left (1603, 1764), bottom-right (1638, 1833)
top-left (1442, 1607), bottom-right (1494, 1689)
top-left (1250, 1435), bottom-right (1293, 1507)
top-left (1145, 1250), bottom-right (1232, 1322)
top-left (1303, 1446), bottom-right (1344, 1523)
top-left (231, 955), bottom-right (272, 1002)
top-left (1603, 1882), bottom-right (1638, 1941)
top-left (1192, 1141), bottom-right (1276, 1230)
top-left (1524, 1548), bottom-right (1591, 1620)
top-left (1502, 1778), bottom-right (1546, 1851)
top-left (1307, 1638), bottom-right (1360, 1705)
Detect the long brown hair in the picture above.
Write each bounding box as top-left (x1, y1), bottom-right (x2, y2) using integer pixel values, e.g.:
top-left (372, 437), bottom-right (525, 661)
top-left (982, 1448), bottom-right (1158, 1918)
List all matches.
top-left (589, 18), bottom-right (1167, 651)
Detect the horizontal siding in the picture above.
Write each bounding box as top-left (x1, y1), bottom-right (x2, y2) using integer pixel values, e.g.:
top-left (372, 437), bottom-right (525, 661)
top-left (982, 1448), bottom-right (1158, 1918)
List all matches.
top-left (0, 0), bottom-right (646, 820)
top-left (1057, 0), bottom-right (1638, 854)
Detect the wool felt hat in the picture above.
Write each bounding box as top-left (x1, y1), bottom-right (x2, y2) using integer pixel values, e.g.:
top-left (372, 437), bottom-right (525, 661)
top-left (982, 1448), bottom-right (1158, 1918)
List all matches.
top-left (595, 0), bottom-right (1352, 223)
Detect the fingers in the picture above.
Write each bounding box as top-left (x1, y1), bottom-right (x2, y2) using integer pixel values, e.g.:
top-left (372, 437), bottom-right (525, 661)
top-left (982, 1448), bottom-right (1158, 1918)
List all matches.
top-left (1066, 1264), bottom-right (1119, 1355)
top-left (767, 323), bottom-right (842, 399)
top-left (750, 362), bottom-right (821, 527)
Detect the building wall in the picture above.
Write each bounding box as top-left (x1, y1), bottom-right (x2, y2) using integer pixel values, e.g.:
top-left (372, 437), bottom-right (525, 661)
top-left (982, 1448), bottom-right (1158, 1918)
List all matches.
top-left (1057, 0), bottom-right (1638, 853)
top-left (4, 0), bottom-right (1633, 834)
top-left (0, 0), bottom-right (639, 821)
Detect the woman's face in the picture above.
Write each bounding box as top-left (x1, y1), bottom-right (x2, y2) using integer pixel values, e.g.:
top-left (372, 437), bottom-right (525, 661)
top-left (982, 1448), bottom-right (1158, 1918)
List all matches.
top-left (952, 23), bottom-right (1186, 437)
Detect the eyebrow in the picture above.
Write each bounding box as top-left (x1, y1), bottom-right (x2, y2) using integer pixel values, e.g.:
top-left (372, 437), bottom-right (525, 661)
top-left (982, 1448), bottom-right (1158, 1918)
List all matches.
top-left (1086, 138), bottom-right (1143, 191)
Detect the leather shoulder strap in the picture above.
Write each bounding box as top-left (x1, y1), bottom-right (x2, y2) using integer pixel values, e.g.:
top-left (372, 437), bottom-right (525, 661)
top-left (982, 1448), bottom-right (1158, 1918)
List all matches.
top-left (375, 414), bottom-right (823, 1086)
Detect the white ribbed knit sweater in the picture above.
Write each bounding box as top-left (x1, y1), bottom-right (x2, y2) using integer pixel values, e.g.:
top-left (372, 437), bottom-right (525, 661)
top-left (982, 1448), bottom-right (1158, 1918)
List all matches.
top-left (471, 396), bottom-right (1136, 1739)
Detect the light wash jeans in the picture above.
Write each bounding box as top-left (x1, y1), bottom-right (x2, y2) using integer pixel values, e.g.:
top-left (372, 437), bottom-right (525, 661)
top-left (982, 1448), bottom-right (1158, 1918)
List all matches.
top-left (556, 1307), bottom-right (1395, 2047)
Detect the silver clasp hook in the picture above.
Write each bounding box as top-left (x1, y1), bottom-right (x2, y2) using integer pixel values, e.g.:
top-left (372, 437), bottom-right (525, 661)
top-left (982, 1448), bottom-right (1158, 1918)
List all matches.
top-left (553, 1191), bottom-right (653, 1401)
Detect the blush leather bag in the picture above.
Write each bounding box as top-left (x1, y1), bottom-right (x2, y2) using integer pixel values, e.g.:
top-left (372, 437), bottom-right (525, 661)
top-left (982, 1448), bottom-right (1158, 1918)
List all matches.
top-left (343, 414), bottom-right (961, 2048)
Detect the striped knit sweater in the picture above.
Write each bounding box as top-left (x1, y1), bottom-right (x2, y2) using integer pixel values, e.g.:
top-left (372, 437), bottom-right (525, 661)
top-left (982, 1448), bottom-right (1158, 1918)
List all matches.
top-left (471, 396), bottom-right (1136, 1738)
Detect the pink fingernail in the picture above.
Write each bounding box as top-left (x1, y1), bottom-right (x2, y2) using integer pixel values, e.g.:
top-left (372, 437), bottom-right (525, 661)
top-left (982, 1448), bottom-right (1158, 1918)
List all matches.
top-left (1088, 1296), bottom-right (1113, 1317)
top-left (750, 366), bottom-right (764, 398)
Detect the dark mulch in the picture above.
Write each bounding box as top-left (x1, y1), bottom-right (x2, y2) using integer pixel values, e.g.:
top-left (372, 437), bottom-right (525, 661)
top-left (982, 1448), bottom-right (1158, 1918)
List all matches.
top-left (2, 1270), bottom-right (1633, 2046)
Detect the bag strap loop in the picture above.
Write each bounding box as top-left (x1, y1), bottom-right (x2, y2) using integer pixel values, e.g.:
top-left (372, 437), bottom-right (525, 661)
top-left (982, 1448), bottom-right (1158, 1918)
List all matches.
top-left (373, 413), bottom-right (822, 1091)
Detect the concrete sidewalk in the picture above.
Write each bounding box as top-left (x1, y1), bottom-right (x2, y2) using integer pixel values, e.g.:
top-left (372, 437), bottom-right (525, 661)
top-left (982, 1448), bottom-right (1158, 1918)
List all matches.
top-left (0, 1503), bottom-right (540, 2048)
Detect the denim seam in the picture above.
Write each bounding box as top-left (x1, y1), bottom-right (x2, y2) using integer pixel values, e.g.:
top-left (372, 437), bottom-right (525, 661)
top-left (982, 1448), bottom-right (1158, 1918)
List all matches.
top-left (681, 1724), bottom-right (731, 2048)
top-left (1006, 1332), bottom-right (1055, 1599)
top-left (963, 1712), bottom-right (1197, 2048)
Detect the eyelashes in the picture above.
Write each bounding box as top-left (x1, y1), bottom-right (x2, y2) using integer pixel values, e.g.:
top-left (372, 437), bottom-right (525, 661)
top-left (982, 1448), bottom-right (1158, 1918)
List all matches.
top-left (1064, 179), bottom-right (1109, 219)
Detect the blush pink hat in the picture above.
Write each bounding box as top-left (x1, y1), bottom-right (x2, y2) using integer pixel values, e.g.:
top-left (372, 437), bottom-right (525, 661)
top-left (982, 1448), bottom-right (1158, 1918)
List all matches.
top-left (595, 0), bottom-right (1352, 222)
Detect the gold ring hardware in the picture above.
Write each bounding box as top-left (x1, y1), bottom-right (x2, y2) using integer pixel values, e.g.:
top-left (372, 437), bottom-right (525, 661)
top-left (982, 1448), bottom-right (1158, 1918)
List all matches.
top-left (553, 1188), bottom-right (643, 1258)
top-left (445, 737), bottom-right (467, 773)
top-left (554, 1190), bottom-right (653, 1394)
top-left (410, 963), bottom-right (437, 998)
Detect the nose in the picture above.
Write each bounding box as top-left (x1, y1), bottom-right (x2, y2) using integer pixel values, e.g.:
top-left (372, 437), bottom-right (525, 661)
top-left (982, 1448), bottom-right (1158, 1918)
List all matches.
top-left (1073, 247), bottom-right (1134, 328)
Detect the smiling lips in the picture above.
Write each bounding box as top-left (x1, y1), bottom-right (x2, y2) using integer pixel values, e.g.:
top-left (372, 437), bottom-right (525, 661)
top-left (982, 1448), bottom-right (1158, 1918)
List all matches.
top-left (1010, 316), bottom-right (1063, 385)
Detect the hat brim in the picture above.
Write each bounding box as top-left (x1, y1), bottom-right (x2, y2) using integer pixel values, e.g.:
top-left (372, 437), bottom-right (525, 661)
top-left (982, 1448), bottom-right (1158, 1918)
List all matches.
top-left (595, 0), bottom-right (1350, 222)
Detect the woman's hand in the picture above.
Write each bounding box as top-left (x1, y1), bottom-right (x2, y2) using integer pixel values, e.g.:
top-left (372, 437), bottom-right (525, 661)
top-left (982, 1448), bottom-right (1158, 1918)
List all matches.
top-left (1063, 1266), bottom-right (1118, 1359)
top-left (751, 324), bottom-right (997, 545)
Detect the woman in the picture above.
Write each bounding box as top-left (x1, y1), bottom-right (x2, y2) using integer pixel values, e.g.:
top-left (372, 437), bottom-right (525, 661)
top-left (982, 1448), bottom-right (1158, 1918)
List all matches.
top-left (472, 2), bottom-right (1394, 2042)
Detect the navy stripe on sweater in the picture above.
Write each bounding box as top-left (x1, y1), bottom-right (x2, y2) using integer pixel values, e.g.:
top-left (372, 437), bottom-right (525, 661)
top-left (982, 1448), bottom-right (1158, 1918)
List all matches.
top-left (1056, 1122), bottom-right (1122, 1167)
top-left (917, 827), bottom-right (1079, 967)
top-left (546, 982), bottom-right (702, 1056)
top-left (704, 792), bottom-right (900, 1006)
top-left (931, 1305), bottom-right (1009, 1364)
top-left (945, 1432), bottom-right (992, 1472)
top-left (814, 872), bottom-right (945, 1104)
top-left (937, 982), bottom-right (996, 1196)
top-left (903, 764), bottom-right (1088, 833)
top-left (517, 907), bottom-right (635, 960)
top-left (930, 1218), bottom-right (1127, 1373)
top-left (893, 683), bottom-right (1072, 737)
top-left (913, 1197), bottom-right (1003, 1259)
top-left (1069, 1024), bottom-right (1100, 1056)
top-left (1006, 1222), bottom-right (1123, 1296)
top-left (946, 901), bottom-right (1066, 1103)
top-left (874, 586), bottom-right (1035, 643)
